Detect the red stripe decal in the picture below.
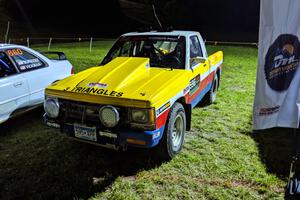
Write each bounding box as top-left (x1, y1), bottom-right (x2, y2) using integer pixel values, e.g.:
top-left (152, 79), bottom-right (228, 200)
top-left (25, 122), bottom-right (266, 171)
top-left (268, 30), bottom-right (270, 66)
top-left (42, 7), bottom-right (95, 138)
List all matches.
top-left (156, 109), bottom-right (170, 129)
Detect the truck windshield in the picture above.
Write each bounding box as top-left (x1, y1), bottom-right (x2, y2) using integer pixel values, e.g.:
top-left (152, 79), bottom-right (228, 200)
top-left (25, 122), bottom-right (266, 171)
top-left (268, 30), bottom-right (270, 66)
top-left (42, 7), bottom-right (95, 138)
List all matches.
top-left (101, 35), bottom-right (186, 69)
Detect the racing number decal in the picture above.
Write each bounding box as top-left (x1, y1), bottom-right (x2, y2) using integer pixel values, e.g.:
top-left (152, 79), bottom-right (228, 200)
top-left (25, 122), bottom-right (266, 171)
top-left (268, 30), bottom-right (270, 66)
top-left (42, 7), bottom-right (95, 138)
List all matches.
top-left (189, 74), bottom-right (200, 95)
top-left (7, 49), bottom-right (23, 57)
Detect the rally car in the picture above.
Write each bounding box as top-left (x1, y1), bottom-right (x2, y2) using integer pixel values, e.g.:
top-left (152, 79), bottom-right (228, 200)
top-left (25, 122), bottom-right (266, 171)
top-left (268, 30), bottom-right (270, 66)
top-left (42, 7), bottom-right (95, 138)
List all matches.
top-left (0, 44), bottom-right (73, 124)
top-left (44, 31), bottom-right (223, 159)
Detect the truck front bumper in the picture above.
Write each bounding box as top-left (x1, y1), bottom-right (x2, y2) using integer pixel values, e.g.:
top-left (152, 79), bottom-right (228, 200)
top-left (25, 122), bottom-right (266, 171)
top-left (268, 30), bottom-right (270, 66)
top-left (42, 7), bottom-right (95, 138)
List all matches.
top-left (44, 114), bottom-right (164, 149)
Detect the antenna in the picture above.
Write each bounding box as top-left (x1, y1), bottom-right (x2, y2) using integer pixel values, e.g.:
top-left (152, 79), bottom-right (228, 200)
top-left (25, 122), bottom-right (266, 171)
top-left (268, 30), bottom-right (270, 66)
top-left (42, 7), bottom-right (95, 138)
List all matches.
top-left (152, 1), bottom-right (163, 30)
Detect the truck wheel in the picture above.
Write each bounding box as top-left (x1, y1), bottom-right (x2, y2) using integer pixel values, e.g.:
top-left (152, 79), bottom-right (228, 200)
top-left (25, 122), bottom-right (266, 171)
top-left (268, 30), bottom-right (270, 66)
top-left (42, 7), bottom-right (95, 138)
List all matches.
top-left (203, 74), bottom-right (218, 105)
top-left (155, 102), bottom-right (186, 160)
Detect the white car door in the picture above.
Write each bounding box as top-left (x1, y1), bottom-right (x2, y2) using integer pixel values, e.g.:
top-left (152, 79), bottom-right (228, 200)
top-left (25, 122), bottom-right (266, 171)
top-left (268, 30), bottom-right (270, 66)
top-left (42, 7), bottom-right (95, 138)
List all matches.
top-left (7, 48), bottom-right (55, 106)
top-left (26, 66), bottom-right (54, 105)
top-left (0, 51), bottom-right (29, 123)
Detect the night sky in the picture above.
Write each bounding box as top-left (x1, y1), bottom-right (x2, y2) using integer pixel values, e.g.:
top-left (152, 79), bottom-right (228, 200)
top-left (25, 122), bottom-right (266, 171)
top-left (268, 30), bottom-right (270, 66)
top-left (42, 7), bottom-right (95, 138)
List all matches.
top-left (3, 0), bottom-right (260, 42)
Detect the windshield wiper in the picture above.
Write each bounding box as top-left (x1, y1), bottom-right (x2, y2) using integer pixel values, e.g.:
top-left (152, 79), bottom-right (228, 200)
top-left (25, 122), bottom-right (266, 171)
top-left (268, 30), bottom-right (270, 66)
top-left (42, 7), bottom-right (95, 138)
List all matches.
top-left (150, 63), bottom-right (174, 71)
top-left (151, 63), bottom-right (174, 70)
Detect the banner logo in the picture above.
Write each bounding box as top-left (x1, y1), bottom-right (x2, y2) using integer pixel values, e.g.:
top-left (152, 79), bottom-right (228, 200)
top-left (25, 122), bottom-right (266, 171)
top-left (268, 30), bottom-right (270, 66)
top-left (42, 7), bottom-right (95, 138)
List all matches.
top-left (264, 34), bottom-right (300, 92)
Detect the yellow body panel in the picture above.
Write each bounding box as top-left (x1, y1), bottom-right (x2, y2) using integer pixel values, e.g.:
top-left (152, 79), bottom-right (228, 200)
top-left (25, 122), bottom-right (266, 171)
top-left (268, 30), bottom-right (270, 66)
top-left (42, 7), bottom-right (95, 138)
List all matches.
top-left (209, 51), bottom-right (223, 66)
top-left (46, 53), bottom-right (223, 109)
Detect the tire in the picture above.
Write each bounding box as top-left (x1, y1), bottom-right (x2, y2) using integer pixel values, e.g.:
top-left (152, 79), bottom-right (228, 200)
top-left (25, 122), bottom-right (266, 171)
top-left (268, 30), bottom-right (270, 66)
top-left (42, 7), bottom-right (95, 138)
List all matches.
top-left (203, 73), bottom-right (219, 105)
top-left (155, 102), bottom-right (186, 160)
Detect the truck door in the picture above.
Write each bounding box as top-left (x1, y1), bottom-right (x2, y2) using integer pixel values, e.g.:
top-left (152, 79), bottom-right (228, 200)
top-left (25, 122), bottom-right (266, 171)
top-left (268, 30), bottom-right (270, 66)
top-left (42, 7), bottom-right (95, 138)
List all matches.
top-left (0, 51), bottom-right (29, 123)
top-left (188, 35), bottom-right (210, 107)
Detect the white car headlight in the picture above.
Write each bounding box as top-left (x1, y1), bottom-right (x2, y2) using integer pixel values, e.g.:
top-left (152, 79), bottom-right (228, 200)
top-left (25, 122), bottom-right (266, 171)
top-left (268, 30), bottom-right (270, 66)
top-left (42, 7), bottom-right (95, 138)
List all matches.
top-left (131, 109), bottom-right (148, 123)
top-left (44, 98), bottom-right (60, 118)
top-left (99, 106), bottom-right (119, 128)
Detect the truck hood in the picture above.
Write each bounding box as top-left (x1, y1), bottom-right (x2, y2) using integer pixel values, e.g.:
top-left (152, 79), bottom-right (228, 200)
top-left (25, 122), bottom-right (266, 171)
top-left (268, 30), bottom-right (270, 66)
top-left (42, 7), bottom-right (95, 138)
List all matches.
top-left (46, 57), bottom-right (189, 107)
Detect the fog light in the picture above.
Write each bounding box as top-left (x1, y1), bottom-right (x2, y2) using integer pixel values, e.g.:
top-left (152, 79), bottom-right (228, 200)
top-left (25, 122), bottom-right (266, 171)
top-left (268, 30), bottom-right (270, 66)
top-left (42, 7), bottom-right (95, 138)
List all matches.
top-left (44, 98), bottom-right (60, 118)
top-left (99, 105), bottom-right (119, 127)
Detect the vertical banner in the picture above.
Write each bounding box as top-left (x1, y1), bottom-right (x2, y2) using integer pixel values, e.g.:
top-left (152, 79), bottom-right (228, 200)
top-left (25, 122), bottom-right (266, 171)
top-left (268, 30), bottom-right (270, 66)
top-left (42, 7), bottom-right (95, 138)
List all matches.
top-left (253, 0), bottom-right (300, 130)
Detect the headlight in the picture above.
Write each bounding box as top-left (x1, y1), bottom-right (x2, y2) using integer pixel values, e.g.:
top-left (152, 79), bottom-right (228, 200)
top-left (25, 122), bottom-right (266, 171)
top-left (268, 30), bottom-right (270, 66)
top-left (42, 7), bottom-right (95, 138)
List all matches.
top-left (44, 97), bottom-right (60, 118)
top-left (99, 105), bottom-right (119, 128)
top-left (131, 109), bottom-right (148, 123)
top-left (129, 108), bottom-right (156, 130)
top-left (130, 108), bottom-right (155, 125)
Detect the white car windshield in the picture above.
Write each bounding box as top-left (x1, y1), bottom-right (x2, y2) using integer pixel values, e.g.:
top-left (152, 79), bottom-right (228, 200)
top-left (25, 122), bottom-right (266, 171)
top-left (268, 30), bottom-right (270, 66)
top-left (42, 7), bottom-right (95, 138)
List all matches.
top-left (102, 35), bottom-right (186, 69)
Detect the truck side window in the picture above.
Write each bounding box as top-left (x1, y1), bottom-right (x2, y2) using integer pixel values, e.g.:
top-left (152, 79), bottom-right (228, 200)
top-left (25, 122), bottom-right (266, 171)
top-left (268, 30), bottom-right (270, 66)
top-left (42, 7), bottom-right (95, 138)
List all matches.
top-left (120, 41), bottom-right (132, 56)
top-left (190, 36), bottom-right (203, 58)
top-left (7, 49), bottom-right (45, 72)
top-left (0, 52), bottom-right (17, 78)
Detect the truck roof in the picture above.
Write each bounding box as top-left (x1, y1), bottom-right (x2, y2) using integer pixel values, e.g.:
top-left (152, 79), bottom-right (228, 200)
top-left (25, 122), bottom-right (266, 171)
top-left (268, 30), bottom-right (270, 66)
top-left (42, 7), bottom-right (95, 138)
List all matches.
top-left (122, 30), bottom-right (201, 37)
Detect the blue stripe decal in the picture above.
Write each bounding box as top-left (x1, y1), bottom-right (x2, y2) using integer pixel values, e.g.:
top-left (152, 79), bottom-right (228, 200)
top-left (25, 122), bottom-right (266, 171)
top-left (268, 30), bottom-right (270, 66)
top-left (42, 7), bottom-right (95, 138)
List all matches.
top-left (120, 125), bottom-right (165, 148)
top-left (191, 82), bottom-right (212, 108)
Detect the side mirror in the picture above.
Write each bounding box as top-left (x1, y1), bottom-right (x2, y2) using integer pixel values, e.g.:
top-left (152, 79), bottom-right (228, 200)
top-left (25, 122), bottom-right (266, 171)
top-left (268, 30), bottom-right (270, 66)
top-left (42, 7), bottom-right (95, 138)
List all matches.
top-left (190, 56), bottom-right (206, 64)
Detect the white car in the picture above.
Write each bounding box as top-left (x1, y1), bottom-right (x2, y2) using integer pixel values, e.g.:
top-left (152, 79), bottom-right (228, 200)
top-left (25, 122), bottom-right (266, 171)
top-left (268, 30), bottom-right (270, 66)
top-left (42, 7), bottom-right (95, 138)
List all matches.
top-left (0, 44), bottom-right (73, 124)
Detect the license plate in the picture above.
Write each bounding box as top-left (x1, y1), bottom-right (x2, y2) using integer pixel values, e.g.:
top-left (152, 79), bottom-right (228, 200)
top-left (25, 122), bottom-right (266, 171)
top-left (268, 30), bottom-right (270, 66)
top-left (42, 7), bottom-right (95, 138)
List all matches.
top-left (74, 124), bottom-right (97, 141)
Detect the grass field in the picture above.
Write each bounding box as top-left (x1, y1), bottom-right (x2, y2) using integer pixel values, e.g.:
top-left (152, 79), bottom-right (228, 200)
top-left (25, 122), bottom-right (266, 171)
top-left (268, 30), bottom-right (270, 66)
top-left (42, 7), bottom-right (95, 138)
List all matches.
top-left (0, 41), bottom-right (287, 199)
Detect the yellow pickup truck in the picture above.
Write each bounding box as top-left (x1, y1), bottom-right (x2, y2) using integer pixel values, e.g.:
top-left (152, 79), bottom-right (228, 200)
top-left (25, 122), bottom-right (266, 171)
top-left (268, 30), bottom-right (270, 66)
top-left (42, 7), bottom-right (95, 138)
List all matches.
top-left (44, 31), bottom-right (223, 159)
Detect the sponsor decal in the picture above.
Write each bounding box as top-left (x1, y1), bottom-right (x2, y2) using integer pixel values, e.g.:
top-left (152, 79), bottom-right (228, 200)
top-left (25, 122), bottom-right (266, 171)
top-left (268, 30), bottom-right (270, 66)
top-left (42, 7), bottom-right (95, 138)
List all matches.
top-left (46, 121), bottom-right (61, 128)
top-left (156, 101), bottom-right (171, 116)
top-left (99, 131), bottom-right (117, 139)
top-left (259, 106), bottom-right (280, 116)
top-left (17, 58), bottom-right (40, 66)
top-left (87, 82), bottom-right (108, 88)
top-left (183, 86), bottom-right (190, 94)
top-left (189, 74), bottom-right (201, 95)
top-left (264, 34), bottom-right (300, 92)
top-left (17, 58), bottom-right (43, 71)
top-left (152, 131), bottom-right (161, 139)
top-left (71, 86), bottom-right (123, 97)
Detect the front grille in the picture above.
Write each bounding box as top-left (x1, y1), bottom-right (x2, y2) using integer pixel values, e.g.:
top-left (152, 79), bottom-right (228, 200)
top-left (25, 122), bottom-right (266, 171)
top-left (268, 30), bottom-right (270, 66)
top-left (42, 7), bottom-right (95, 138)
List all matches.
top-left (61, 101), bottom-right (99, 123)
top-left (59, 99), bottom-right (127, 129)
